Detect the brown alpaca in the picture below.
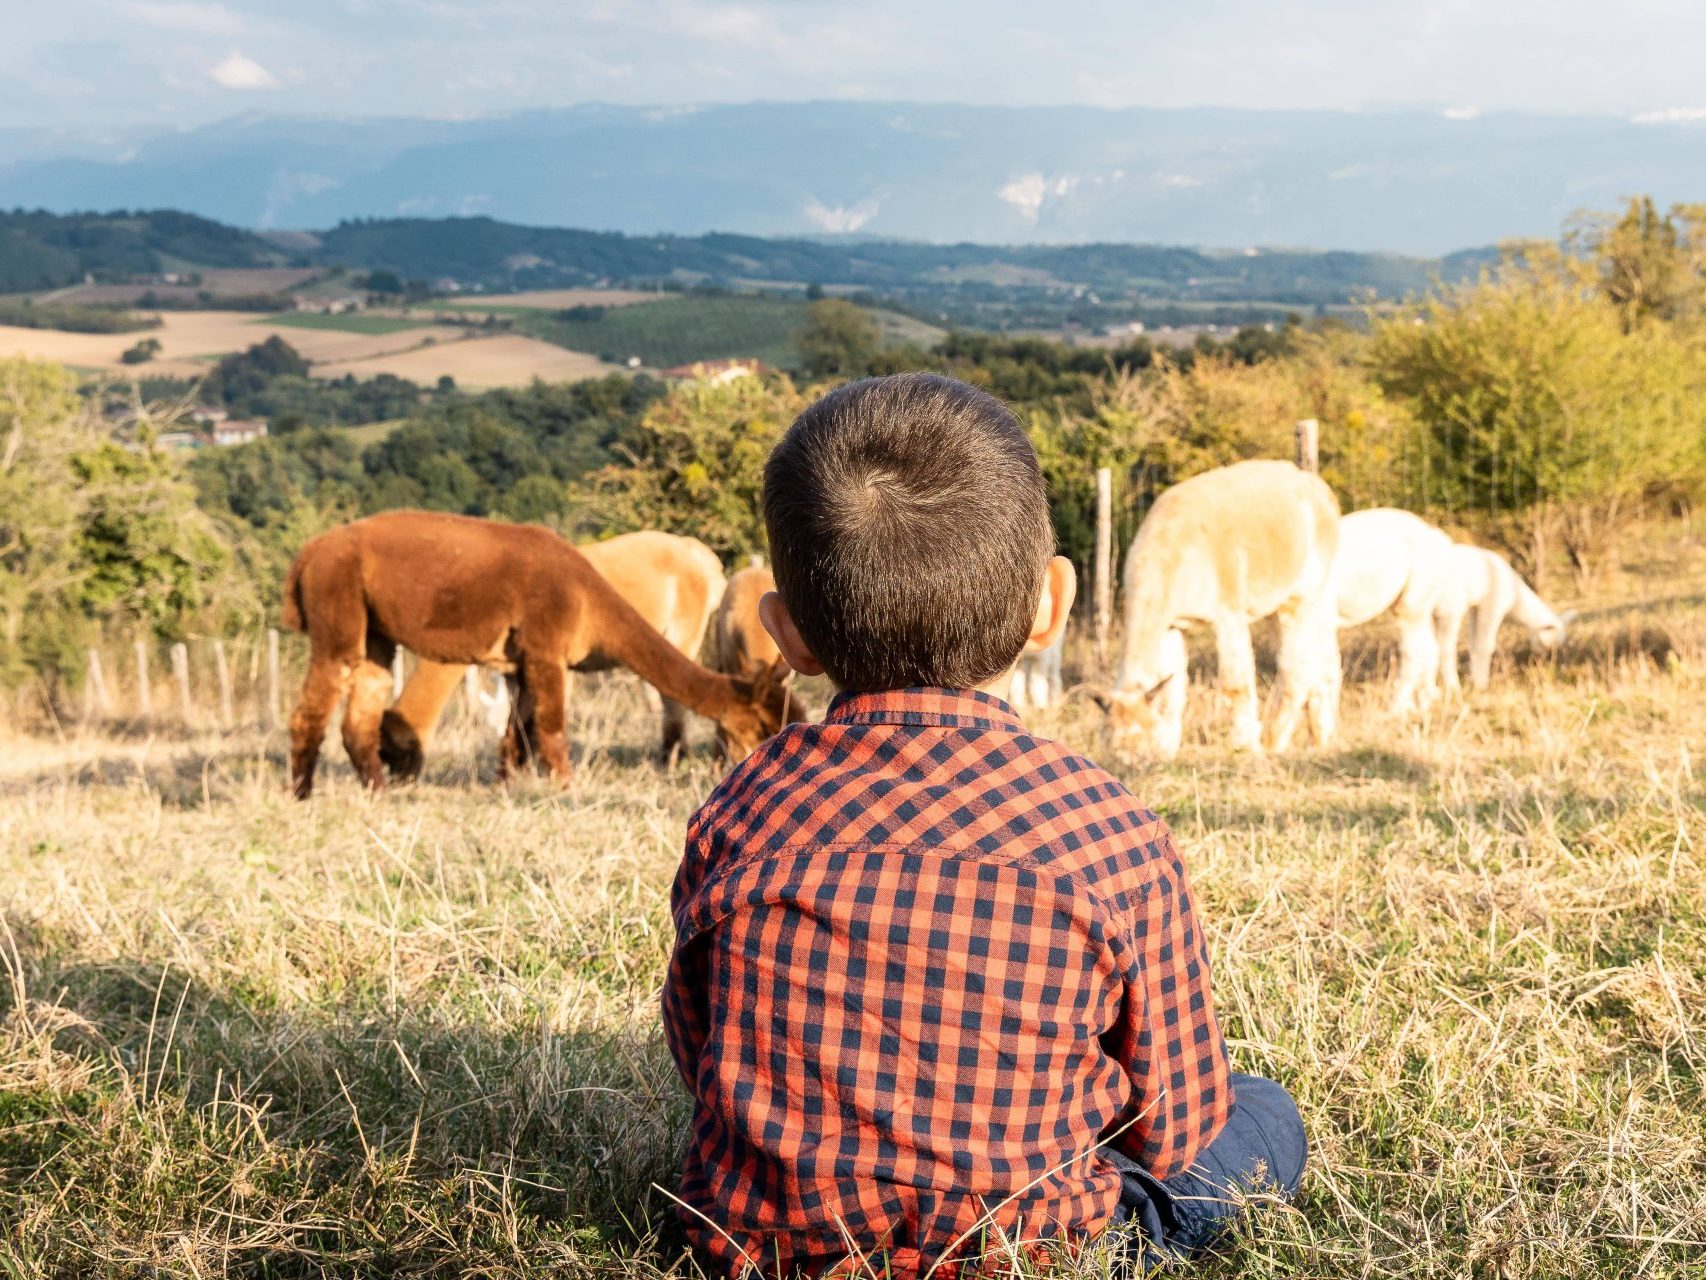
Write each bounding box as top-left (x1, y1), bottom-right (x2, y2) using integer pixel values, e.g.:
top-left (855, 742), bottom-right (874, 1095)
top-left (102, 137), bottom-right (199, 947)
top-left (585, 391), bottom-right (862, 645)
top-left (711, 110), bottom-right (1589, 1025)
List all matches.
top-left (714, 564), bottom-right (782, 677)
top-left (383, 530), bottom-right (728, 775)
top-left (281, 511), bottom-right (793, 798)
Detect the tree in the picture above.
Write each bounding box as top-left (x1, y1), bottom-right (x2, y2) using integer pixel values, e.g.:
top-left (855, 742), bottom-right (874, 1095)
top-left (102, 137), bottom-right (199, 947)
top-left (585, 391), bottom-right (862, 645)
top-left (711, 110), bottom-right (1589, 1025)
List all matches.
top-left (120, 336), bottom-right (162, 365)
top-left (1573, 197), bottom-right (1687, 331)
top-left (1369, 254), bottom-right (1706, 582)
top-left (794, 299), bottom-right (881, 378)
top-left (573, 375), bottom-right (808, 558)
top-left (0, 358), bottom-right (252, 697)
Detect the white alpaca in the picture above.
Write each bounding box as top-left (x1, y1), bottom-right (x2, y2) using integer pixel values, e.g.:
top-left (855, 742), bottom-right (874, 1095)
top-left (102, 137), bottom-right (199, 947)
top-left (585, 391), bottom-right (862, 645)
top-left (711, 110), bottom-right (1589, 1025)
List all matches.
top-left (1104, 459), bottom-right (1341, 757)
top-left (1333, 509), bottom-right (1462, 716)
top-left (1006, 630), bottom-right (1065, 710)
top-left (1438, 545), bottom-right (1569, 690)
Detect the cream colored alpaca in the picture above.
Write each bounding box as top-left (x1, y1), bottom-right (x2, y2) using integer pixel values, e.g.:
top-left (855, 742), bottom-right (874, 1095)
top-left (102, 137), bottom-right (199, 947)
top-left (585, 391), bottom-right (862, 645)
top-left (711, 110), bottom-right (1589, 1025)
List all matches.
top-left (1333, 508), bottom-right (1461, 716)
top-left (1105, 459), bottom-right (1341, 757)
top-left (1438, 545), bottom-right (1569, 690)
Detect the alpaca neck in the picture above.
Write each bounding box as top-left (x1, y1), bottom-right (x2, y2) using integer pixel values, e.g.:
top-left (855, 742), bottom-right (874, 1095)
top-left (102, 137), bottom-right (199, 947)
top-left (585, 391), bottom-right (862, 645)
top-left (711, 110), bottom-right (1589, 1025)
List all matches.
top-left (589, 586), bottom-right (742, 717)
top-left (1117, 546), bottom-right (1185, 689)
top-left (1508, 576), bottom-right (1560, 634)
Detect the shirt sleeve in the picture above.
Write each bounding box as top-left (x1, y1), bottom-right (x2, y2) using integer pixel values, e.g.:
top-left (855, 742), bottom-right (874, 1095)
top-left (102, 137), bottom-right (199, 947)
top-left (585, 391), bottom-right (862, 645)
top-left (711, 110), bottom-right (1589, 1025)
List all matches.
top-left (661, 814), bottom-right (717, 1090)
top-left (1103, 825), bottom-right (1234, 1180)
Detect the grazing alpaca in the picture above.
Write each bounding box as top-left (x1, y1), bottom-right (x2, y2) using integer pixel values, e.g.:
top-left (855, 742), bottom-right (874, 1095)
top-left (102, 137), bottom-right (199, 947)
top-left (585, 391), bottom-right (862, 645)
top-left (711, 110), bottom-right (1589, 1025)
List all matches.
top-left (1102, 460), bottom-right (1340, 757)
top-left (714, 564), bottom-right (782, 678)
top-left (1006, 630), bottom-right (1065, 710)
top-left (382, 530), bottom-right (728, 775)
top-left (1438, 544), bottom-right (1570, 690)
top-left (282, 511), bottom-right (792, 798)
top-left (1333, 508), bottom-right (1462, 716)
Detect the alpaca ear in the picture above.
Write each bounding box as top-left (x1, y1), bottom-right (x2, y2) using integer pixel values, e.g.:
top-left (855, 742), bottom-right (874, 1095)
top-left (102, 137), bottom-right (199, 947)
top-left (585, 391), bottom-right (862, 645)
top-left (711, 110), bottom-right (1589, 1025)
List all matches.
top-left (1559, 609), bottom-right (1580, 626)
top-left (1078, 685), bottom-right (1114, 714)
top-left (1144, 672), bottom-right (1175, 702)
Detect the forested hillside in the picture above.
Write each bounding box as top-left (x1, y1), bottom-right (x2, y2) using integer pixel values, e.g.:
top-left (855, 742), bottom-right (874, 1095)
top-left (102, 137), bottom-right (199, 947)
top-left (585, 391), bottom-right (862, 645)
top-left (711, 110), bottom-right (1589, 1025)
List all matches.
top-left (0, 209), bottom-right (288, 292)
top-left (1, 208), bottom-right (1481, 327)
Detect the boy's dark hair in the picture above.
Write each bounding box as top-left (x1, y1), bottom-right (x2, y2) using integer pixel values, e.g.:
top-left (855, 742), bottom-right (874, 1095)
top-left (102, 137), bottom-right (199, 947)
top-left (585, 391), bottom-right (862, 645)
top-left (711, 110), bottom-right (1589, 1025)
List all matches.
top-left (762, 372), bottom-right (1053, 692)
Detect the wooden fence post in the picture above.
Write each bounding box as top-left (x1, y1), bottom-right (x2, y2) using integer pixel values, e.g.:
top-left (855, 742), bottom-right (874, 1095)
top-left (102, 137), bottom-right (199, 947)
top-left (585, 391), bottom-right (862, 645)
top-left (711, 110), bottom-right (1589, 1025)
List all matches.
top-left (135, 639), bottom-right (152, 718)
top-left (86, 648), bottom-right (112, 719)
top-left (171, 643), bottom-right (192, 721)
top-left (267, 629), bottom-right (281, 728)
top-left (1093, 466), bottom-right (1113, 671)
top-left (1294, 418), bottom-right (1320, 474)
top-left (214, 640), bottom-right (234, 728)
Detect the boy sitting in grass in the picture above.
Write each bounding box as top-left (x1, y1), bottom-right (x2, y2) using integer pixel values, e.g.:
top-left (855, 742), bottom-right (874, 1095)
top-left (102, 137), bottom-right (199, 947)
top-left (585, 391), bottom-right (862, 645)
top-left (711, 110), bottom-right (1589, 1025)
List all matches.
top-left (662, 373), bottom-right (1305, 1277)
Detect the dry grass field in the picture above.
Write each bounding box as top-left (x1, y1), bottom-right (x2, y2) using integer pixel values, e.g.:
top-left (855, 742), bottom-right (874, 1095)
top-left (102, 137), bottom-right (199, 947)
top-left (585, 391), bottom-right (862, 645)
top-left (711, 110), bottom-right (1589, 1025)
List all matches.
top-left (0, 311), bottom-right (445, 380)
top-left (0, 310), bottom-right (622, 389)
top-left (2, 533), bottom-right (1704, 1278)
top-left (310, 333), bottom-right (622, 389)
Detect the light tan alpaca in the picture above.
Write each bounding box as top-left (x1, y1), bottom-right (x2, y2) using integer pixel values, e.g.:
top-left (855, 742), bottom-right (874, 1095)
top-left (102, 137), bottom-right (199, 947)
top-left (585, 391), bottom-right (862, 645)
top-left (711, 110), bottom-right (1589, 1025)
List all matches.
top-left (376, 529), bottom-right (728, 782)
top-left (1333, 508), bottom-right (1462, 716)
top-left (1103, 460), bottom-right (1341, 757)
top-left (714, 564), bottom-right (782, 677)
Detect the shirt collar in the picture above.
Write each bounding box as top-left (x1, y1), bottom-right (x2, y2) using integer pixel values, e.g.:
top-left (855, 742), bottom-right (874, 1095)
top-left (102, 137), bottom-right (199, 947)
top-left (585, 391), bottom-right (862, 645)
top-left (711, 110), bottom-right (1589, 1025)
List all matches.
top-left (823, 687), bottom-right (1026, 732)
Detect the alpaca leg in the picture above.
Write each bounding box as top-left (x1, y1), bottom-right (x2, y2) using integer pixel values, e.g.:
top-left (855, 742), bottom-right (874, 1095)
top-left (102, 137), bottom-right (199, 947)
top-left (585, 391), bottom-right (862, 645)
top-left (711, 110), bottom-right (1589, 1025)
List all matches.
top-left (522, 654), bottom-right (572, 782)
top-left (1265, 602), bottom-right (1324, 753)
top-left (1434, 605), bottom-right (1464, 695)
top-left (289, 658), bottom-right (351, 800)
top-left (1215, 617), bottom-right (1262, 753)
top-left (1468, 605), bottom-right (1502, 690)
top-left (1392, 611), bottom-right (1440, 717)
top-left (1154, 635), bottom-right (1188, 758)
top-left (498, 673), bottom-right (534, 780)
top-left (341, 642), bottom-right (394, 793)
top-left (660, 697), bottom-right (688, 759)
top-left (1306, 607), bottom-right (1340, 747)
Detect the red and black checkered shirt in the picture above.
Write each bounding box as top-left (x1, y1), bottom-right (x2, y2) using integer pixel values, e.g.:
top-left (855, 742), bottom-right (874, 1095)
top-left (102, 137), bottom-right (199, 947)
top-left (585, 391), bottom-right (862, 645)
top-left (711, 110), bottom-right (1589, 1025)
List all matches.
top-left (663, 688), bottom-right (1233, 1277)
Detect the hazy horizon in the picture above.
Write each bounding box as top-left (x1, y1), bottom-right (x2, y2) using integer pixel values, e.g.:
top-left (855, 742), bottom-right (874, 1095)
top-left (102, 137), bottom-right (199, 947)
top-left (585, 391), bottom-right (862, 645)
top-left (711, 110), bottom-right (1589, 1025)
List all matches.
top-left (11, 0), bottom-right (1706, 132)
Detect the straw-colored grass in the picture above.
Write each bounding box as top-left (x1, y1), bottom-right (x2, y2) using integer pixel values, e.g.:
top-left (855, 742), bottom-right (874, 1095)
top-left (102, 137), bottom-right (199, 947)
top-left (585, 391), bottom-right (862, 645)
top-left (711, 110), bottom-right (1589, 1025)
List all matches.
top-left (2, 542), bottom-right (1704, 1277)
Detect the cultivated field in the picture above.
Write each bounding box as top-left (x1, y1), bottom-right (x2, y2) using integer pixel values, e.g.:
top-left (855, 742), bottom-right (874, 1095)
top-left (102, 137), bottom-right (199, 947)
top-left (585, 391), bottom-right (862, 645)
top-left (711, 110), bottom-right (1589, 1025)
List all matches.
top-left (0, 309), bottom-right (622, 389)
top-left (417, 289), bottom-right (663, 311)
top-left (2, 541), bottom-right (1703, 1278)
top-left (0, 311), bottom-right (444, 380)
top-left (310, 333), bottom-right (621, 388)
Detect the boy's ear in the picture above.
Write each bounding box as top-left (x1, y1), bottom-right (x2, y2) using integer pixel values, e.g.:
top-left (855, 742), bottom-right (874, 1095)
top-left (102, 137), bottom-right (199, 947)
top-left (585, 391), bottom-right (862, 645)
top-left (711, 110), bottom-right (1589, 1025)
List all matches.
top-left (1026, 556), bottom-right (1077, 653)
top-left (758, 591), bottom-right (826, 678)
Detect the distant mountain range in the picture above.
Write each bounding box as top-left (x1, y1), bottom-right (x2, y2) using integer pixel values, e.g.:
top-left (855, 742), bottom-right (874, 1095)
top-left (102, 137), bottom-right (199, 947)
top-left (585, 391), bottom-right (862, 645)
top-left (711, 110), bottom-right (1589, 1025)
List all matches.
top-left (4, 102), bottom-right (1706, 254)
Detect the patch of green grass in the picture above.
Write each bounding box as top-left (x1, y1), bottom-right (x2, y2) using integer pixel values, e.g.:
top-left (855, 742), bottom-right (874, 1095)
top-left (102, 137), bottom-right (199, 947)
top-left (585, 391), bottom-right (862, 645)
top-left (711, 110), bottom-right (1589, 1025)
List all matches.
top-left (343, 418), bottom-right (407, 447)
top-left (514, 294), bottom-right (813, 369)
top-left (261, 311), bottom-right (423, 335)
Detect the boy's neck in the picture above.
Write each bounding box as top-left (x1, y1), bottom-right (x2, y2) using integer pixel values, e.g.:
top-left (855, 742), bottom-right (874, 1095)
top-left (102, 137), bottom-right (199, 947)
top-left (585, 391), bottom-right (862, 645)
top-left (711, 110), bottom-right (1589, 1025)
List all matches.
top-left (826, 670), bottom-right (1021, 702)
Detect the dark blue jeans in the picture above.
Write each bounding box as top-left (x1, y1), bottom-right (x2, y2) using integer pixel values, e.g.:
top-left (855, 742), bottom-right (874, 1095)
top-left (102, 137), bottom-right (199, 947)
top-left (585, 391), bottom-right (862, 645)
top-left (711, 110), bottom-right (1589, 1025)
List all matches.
top-left (1105, 1074), bottom-right (1306, 1265)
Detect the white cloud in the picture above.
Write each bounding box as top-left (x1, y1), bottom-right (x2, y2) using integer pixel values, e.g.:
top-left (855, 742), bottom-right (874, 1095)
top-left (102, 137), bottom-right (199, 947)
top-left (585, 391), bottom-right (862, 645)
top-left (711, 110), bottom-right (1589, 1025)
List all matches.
top-left (1441, 105), bottom-right (1481, 120)
top-left (210, 51), bottom-right (278, 90)
top-left (804, 197), bottom-right (879, 233)
top-left (998, 172), bottom-right (1047, 224)
top-left (1156, 171), bottom-right (1202, 189)
top-left (124, 1), bottom-right (242, 35)
top-left (1632, 106), bottom-right (1706, 123)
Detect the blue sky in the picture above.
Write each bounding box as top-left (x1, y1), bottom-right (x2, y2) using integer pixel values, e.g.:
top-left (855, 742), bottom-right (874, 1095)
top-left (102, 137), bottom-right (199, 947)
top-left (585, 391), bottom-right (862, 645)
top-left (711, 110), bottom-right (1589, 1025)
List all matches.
top-left (8, 0), bottom-right (1706, 131)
